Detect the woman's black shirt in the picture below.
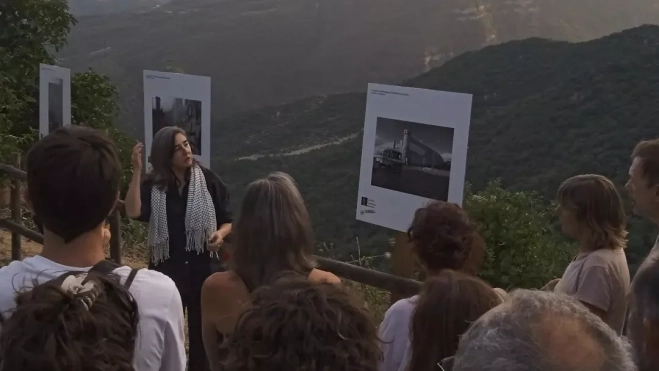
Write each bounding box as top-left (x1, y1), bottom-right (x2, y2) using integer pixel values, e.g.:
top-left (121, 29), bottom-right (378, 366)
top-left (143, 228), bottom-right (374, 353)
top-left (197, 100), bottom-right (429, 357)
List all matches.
top-left (136, 166), bottom-right (233, 266)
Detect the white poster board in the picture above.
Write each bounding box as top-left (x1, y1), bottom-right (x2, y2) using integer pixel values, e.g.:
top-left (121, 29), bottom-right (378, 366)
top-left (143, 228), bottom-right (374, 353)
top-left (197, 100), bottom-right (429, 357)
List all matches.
top-left (39, 64), bottom-right (71, 139)
top-left (356, 83), bottom-right (473, 232)
top-left (143, 70), bottom-right (211, 170)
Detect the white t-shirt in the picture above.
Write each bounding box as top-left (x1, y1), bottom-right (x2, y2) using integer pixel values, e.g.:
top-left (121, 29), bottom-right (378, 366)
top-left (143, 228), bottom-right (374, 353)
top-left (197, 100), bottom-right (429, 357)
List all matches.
top-left (378, 295), bottom-right (418, 371)
top-left (0, 255), bottom-right (186, 371)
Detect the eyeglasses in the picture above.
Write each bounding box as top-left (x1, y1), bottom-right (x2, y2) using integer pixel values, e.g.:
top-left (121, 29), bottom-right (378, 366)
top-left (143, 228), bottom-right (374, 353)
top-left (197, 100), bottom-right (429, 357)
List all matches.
top-left (437, 356), bottom-right (455, 371)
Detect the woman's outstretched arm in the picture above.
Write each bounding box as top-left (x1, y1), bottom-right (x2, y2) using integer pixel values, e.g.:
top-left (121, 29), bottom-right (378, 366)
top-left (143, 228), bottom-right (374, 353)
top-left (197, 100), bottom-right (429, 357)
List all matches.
top-left (125, 143), bottom-right (144, 219)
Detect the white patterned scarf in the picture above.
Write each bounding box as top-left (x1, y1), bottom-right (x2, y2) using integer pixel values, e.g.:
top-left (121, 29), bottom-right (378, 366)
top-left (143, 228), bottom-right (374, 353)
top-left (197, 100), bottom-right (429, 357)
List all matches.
top-left (148, 163), bottom-right (217, 265)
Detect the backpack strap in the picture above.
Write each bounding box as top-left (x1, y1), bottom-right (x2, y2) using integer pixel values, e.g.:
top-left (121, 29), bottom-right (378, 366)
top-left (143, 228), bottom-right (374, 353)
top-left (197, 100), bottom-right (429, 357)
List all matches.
top-left (123, 268), bottom-right (141, 290)
top-left (88, 259), bottom-right (141, 290)
top-left (89, 259), bottom-right (122, 275)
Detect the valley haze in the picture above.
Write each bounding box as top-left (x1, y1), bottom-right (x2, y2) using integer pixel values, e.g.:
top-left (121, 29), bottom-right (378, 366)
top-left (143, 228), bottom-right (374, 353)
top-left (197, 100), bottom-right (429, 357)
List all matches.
top-left (60, 0), bottom-right (659, 139)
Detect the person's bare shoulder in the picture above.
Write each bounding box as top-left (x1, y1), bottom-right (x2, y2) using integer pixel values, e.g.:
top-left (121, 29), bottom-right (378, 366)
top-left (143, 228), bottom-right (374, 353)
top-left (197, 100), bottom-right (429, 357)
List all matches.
top-left (309, 268), bottom-right (341, 285)
top-left (202, 271), bottom-right (248, 301)
top-left (204, 271), bottom-right (234, 290)
top-left (202, 271), bottom-right (251, 334)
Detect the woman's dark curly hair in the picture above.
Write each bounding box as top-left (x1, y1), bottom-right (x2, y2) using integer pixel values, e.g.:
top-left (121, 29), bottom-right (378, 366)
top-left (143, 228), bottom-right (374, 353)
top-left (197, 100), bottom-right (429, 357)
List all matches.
top-left (0, 272), bottom-right (139, 371)
top-left (407, 201), bottom-right (485, 275)
top-left (221, 273), bottom-right (382, 371)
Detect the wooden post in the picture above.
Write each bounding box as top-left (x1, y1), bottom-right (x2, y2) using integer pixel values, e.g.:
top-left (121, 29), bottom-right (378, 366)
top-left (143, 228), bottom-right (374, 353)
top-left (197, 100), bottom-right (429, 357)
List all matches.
top-left (10, 154), bottom-right (22, 261)
top-left (109, 210), bottom-right (122, 265)
top-left (390, 231), bottom-right (416, 304)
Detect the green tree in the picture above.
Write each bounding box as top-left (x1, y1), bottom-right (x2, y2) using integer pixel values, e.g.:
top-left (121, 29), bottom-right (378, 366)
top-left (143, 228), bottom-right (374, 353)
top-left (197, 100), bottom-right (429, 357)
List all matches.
top-left (0, 0), bottom-right (134, 184)
top-left (0, 0), bottom-right (75, 83)
top-left (0, 54), bottom-right (33, 186)
top-left (465, 181), bottom-right (576, 290)
top-left (71, 71), bottom-right (135, 183)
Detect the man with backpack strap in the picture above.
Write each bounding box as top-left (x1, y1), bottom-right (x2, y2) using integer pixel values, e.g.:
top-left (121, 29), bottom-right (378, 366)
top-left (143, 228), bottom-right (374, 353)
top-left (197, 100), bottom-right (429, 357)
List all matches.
top-left (0, 127), bottom-right (186, 371)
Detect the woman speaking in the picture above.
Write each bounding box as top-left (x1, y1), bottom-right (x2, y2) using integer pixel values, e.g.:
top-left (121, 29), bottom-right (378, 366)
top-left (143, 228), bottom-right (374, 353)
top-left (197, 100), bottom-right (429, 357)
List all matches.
top-left (125, 126), bottom-right (232, 371)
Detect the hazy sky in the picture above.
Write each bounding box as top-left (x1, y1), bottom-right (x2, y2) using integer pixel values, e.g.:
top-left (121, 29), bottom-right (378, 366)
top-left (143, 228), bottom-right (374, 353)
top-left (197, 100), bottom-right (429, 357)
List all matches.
top-left (374, 117), bottom-right (454, 155)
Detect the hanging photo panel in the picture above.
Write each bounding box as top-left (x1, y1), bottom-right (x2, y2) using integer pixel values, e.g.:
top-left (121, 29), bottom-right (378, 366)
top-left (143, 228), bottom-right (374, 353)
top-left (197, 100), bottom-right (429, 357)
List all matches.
top-left (356, 83), bottom-right (473, 232)
top-left (39, 64), bottom-right (72, 139)
top-left (143, 70), bottom-right (212, 170)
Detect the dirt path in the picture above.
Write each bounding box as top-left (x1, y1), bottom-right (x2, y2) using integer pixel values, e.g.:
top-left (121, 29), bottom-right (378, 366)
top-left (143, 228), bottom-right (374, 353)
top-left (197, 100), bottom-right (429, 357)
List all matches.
top-left (236, 132), bottom-right (360, 161)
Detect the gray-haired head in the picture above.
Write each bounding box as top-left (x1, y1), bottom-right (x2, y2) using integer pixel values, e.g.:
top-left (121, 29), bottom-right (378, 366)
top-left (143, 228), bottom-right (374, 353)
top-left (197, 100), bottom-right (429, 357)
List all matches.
top-left (452, 289), bottom-right (636, 371)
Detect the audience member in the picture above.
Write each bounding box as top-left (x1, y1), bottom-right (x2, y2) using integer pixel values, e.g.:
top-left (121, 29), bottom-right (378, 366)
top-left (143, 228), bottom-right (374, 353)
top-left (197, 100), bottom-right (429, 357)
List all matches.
top-left (125, 126), bottom-right (233, 371)
top-left (625, 139), bottom-right (659, 367)
top-left (201, 172), bottom-right (340, 371)
top-left (0, 272), bottom-right (139, 371)
top-left (452, 290), bottom-right (636, 371)
top-left (0, 127), bottom-right (186, 371)
top-left (378, 201), bottom-right (487, 371)
top-left (33, 215), bottom-right (112, 246)
top-left (628, 256), bottom-right (659, 371)
top-left (627, 139), bottom-right (659, 278)
top-left (552, 174), bottom-right (630, 334)
top-left (408, 270), bottom-right (503, 371)
top-left (221, 274), bottom-right (381, 371)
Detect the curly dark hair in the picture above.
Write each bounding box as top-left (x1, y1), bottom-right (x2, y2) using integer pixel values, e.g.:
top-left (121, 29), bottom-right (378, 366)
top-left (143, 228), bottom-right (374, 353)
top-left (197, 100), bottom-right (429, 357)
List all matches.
top-left (0, 272), bottom-right (139, 371)
top-left (221, 274), bottom-right (381, 371)
top-left (407, 201), bottom-right (485, 275)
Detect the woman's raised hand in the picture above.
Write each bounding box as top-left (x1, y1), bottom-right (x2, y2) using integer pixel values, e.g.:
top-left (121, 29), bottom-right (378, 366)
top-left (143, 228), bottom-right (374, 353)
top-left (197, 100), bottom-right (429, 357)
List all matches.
top-left (132, 142), bottom-right (144, 172)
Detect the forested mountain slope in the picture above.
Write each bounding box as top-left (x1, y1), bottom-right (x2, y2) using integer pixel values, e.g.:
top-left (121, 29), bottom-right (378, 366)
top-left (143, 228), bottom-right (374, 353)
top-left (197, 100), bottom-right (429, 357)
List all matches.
top-left (59, 0), bottom-right (659, 136)
top-left (216, 26), bottom-right (659, 265)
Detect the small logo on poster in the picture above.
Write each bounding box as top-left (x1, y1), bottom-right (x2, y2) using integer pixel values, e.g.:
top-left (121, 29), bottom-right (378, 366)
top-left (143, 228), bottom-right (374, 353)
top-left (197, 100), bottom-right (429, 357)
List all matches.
top-left (360, 197), bottom-right (376, 215)
top-left (360, 196), bottom-right (376, 208)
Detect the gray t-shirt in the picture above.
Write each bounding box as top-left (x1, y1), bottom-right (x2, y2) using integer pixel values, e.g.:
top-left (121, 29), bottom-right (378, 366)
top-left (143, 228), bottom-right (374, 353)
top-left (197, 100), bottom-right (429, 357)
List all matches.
top-left (632, 236), bottom-right (659, 285)
top-left (626, 236), bottom-right (659, 338)
top-left (554, 248), bottom-right (630, 335)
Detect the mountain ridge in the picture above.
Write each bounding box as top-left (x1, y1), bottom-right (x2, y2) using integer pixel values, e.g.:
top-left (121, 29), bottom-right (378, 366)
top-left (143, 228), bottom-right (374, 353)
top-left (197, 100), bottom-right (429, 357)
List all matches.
top-left (59, 0), bottom-right (659, 137)
top-left (214, 25), bottom-right (659, 265)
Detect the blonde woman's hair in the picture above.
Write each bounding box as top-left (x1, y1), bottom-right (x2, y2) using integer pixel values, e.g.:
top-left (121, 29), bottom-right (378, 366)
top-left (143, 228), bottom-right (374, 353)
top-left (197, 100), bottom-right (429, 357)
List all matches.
top-left (557, 174), bottom-right (627, 250)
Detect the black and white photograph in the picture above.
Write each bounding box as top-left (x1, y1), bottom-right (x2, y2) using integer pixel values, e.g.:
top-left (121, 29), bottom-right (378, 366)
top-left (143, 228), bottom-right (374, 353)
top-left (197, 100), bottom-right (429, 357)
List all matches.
top-left (39, 64), bottom-right (71, 138)
top-left (356, 83), bottom-right (472, 232)
top-left (151, 95), bottom-right (203, 155)
top-left (143, 70), bottom-right (211, 169)
top-left (48, 78), bottom-right (64, 133)
top-left (371, 117), bottom-right (454, 200)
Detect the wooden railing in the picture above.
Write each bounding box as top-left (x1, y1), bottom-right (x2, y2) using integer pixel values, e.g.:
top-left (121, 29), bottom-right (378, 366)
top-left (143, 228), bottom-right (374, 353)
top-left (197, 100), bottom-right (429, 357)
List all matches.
top-left (0, 162), bottom-right (421, 300)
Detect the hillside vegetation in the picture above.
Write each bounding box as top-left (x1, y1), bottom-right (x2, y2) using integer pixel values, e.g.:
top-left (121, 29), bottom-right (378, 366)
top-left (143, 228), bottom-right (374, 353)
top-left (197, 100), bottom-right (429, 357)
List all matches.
top-left (217, 26), bottom-right (659, 271)
top-left (4, 0), bottom-right (655, 291)
top-left (59, 0), bottom-right (659, 137)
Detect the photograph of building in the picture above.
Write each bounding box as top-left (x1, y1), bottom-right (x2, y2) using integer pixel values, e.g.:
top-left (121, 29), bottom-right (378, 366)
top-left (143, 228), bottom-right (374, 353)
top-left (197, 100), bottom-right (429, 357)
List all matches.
top-left (152, 95), bottom-right (203, 155)
top-left (39, 64), bottom-right (71, 139)
top-left (371, 117), bottom-right (454, 200)
top-left (48, 78), bottom-right (64, 133)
